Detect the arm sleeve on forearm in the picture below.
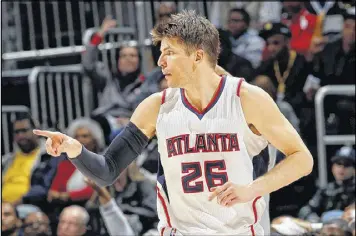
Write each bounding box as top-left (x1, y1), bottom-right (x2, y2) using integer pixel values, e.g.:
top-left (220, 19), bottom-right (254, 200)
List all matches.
top-left (70, 122), bottom-right (149, 186)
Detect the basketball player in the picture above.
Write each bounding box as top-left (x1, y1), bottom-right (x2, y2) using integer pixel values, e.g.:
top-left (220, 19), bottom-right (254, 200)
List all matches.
top-left (34, 10), bottom-right (313, 235)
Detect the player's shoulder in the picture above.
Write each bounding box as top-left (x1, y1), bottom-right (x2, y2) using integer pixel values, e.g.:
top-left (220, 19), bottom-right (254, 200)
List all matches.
top-left (238, 80), bottom-right (271, 102)
top-left (138, 88), bottom-right (180, 108)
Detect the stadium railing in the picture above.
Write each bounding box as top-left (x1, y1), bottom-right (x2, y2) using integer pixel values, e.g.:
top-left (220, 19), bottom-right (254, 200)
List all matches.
top-left (28, 65), bottom-right (94, 132)
top-left (315, 85), bottom-right (356, 188)
top-left (1, 105), bottom-right (31, 156)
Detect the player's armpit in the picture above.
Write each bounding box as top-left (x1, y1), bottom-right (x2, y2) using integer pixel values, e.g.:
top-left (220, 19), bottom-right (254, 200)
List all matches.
top-left (130, 92), bottom-right (163, 139)
top-left (240, 82), bottom-right (314, 196)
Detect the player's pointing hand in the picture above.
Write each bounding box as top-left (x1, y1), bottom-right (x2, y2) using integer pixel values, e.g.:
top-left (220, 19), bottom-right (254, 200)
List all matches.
top-left (33, 129), bottom-right (83, 158)
top-left (208, 182), bottom-right (258, 207)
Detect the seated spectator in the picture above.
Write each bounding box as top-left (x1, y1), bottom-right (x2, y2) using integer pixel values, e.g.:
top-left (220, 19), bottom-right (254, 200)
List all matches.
top-left (2, 113), bottom-right (56, 205)
top-left (217, 28), bottom-right (254, 81)
top-left (86, 162), bottom-right (158, 235)
top-left (320, 218), bottom-right (353, 236)
top-left (298, 146), bottom-right (355, 222)
top-left (1, 202), bottom-right (22, 236)
top-left (82, 16), bottom-right (144, 112)
top-left (209, 2), bottom-right (283, 30)
top-left (304, 1), bottom-right (346, 43)
top-left (256, 22), bottom-right (311, 113)
top-left (307, 6), bottom-right (355, 86)
top-left (23, 211), bottom-right (51, 236)
top-left (47, 118), bottom-right (105, 206)
top-left (57, 205), bottom-right (90, 236)
top-left (226, 8), bottom-right (265, 68)
top-left (85, 178), bottom-right (135, 235)
top-left (281, 2), bottom-right (317, 56)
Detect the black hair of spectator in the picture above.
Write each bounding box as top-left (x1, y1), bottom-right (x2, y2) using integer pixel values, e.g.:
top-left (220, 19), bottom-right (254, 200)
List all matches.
top-left (14, 112), bottom-right (37, 129)
top-left (217, 28), bottom-right (233, 67)
top-left (229, 8), bottom-right (251, 26)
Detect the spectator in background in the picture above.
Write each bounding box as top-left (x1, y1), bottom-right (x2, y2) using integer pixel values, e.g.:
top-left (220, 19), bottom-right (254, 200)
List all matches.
top-left (1, 113), bottom-right (61, 212)
top-left (82, 16), bottom-right (143, 112)
top-left (281, 2), bottom-right (317, 56)
top-left (2, 113), bottom-right (45, 205)
top-left (86, 162), bottom-right (158, 235)
top-left (209, 2), bottom-right (283, 30)
top-left (217, 28), bottom-right (254, 80)
top-left (298, 146), bottom-right (355, 223)
top-left (22, 211), bottom-right (51, 236)
top-left (226, 8), bottom-right (265, 68)
top-left (305, 7), bottom-right (355, 141)
top-left (256, 22), bottom-right (311, 118)
top-left (57, 205), bottom-right (90, 236)
top-left (85, 178), bottom-right (135, 236)
top-left (304, 1), bottom-right (346, 43)
top-left (47, 118), bottom-right (105, 207)
top-left (1, 202), bottom-right (22, 236)
top-left (307, 7), bottom-right (355, 86)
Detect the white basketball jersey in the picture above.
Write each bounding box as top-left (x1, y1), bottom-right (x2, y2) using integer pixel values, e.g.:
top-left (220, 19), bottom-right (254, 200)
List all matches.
top-left (155, 75), bottom-right (268, 235)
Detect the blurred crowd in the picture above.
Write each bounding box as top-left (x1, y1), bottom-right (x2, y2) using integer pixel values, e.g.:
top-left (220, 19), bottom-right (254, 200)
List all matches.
top-left (2, 1), bottom-right (355, 236)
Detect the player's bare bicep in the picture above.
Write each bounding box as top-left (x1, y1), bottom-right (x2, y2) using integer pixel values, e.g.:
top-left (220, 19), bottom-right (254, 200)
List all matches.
top-left (241, 84), bottom-right (307, 156)
top-left (130, 92), bottom-right (162, 139)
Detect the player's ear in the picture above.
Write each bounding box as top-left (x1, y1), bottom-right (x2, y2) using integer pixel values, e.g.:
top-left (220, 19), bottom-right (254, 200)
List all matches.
top-left (195, 49), bottom-right (204, 63)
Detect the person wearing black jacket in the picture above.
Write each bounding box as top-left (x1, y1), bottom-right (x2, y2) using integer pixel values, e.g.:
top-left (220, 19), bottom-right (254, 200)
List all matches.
top-left (298, 146), bottom-right (355, 223)
top-left (256, 22), bottom-right (312, 117)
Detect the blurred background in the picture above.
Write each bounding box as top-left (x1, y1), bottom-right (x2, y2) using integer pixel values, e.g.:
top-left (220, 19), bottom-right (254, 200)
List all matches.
top-left (1, 1), bottom-right (355, 236)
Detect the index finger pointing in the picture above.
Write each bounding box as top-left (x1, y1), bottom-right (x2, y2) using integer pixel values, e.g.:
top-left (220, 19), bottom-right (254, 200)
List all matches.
top-left (33, 129), bottom-right (55, 138)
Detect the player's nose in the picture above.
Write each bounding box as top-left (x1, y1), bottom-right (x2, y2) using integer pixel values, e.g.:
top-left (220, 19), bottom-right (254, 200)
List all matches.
top-left (157, 54), bottom-right (166, 68)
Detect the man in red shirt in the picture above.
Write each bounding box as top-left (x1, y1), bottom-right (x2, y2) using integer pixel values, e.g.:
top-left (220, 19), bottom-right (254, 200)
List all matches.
top-left (281, 2), bottom-right (318, 56)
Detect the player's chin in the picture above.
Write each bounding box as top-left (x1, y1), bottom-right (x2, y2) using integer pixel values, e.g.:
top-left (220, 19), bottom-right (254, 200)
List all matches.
top-left (166, 78), bottom-right (179, 88)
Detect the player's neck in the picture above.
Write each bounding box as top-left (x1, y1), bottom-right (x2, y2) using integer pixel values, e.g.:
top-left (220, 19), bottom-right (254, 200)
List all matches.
top-left (183, 67), bottom-right (222, 112)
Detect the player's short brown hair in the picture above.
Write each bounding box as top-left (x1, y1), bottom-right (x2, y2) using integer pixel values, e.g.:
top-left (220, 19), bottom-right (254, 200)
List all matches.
top-left (151, 10), bottom-right (220, 67)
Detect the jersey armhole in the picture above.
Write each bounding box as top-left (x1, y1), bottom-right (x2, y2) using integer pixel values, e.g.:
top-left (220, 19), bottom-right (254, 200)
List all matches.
top-left (234, 77), bottom-right (268, 146)
top-left (161, 89), bottom-right (167, 105)
top-left (236, 78), bottom-right (245, 97)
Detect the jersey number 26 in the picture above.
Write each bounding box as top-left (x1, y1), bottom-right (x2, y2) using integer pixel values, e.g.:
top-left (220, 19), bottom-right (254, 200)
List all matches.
top-left (181, 160), bottom-right (228, 193)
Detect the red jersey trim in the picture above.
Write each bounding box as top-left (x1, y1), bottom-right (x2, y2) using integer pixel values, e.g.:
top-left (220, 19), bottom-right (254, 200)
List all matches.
top-left (236, 78), bottom-right (245, 97)
top-left (161, 89), bottom-right (167, 104)
top-left (156, 187), bottom-right (172, 227)
top-left (249, 196), bottom-right (262, 236)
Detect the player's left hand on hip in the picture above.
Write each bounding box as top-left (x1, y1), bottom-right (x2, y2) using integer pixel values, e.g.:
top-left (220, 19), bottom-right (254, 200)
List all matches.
top-left (208, 182), bottom-right (256, 207)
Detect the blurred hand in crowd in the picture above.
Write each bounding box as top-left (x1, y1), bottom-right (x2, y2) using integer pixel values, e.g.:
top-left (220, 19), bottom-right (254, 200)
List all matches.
top-left (84, 178), bottom-right (112, 205)
top-left (47, 190), bottom-right (69, 203)
top-left (305, 36), bottom-right (328, 61)
top-left (98, 16), bottom-right (117, 37)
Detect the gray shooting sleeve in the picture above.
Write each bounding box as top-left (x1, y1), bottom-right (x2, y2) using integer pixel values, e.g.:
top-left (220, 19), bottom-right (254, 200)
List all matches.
top-left (70, 122), bottom-right (149, 186)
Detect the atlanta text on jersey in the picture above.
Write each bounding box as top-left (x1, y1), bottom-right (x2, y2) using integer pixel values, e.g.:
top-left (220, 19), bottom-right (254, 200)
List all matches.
top-left (166, 133), bottom-right (240, 157)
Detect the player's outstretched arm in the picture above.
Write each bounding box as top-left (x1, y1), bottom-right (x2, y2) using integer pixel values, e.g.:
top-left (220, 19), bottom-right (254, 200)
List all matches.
top-left (33, 92), bottom-right (162, 187)
top-left (242, 82), bottom-right (314, 196)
